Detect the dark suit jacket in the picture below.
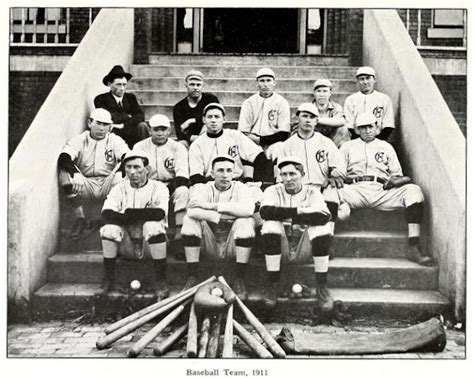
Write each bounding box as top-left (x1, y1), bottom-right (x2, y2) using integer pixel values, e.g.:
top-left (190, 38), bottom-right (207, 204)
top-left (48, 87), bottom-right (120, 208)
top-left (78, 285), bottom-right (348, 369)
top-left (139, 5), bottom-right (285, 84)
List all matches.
top-left (94, 92), bottom-right (145, 128)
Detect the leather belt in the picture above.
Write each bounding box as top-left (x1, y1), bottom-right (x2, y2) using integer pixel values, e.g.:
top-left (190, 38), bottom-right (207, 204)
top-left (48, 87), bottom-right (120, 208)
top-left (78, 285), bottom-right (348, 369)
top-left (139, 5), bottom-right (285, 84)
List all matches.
top-left (345, 175), bottom-right (387, 185)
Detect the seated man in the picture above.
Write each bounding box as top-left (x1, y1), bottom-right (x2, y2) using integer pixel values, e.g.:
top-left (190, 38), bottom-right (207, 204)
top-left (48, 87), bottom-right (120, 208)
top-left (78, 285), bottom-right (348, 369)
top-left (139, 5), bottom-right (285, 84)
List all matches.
top-left (58, 108), bottom-right (129, 239)
top-left (312, 79), bottom-right (350, 148)
top-left (260, 157), bottom-right (333, 311)
top-left (238, 68), bottom-right (290, 182)
top-left (134, 114), bottom-right (189, 240)
top-left (279, 103), bottom-right (346, 239)
top-left (173, 70), bottom-right (219, 148)
top-left (99, 150), bottom-right (170, 298)
top-left (181, 156), bottom-right (256, 299)
top-left (338, 112), bottom-right (433, 266)
top-left (189, 102), bottom-right (270, 187)
top-left (94, 65), bottom-right (148, 148)
top-left (344, 66), bottom-right (395, 141)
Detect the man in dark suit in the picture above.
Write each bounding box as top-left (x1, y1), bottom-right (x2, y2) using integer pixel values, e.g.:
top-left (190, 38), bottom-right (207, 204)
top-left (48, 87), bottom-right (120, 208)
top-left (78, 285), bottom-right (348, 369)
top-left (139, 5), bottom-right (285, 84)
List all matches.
top-left (94, 65), bottom-right (149, 148)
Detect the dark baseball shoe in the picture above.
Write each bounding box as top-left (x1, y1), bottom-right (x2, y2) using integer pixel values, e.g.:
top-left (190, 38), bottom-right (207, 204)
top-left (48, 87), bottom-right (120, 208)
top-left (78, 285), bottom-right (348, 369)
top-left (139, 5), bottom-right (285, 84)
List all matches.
top-left (315, 285), bottom-right (334, 313)
top-left (96, 278), bottom-right (119, 296)
top-left (233, 278), bottom-right (248, 301)
top-left (69, 217), bottom-right (87, 239)
top-left (407, 245), bottom-right (433, 266)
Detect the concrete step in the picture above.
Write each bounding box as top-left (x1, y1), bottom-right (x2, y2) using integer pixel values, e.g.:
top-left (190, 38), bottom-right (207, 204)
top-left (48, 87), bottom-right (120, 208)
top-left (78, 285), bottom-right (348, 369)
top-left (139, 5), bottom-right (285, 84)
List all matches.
top-left (337, 209), bottom-right (408, 232)
top-left (132, 89), bottom-right (351, 106)
top-left (33, 283), bottom-right (450, 322)
top-left (148, 53), bottom-right (350, 66)
top-left (128, 77), bottom-right (358, 93)
top-left (131, 64), bottom-right (357, 79)
top-left (47, 253), bottom-right (439, 290)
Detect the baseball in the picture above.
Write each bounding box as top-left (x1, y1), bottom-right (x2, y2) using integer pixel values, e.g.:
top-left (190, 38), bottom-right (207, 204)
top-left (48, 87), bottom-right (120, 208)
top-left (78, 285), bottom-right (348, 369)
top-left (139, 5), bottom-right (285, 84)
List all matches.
top-left (292, 283), bottom-right (303, 294)
top-left (211, 288), bottom-right (224, 297)
top-left (130, 280), bottom-right (141, 290)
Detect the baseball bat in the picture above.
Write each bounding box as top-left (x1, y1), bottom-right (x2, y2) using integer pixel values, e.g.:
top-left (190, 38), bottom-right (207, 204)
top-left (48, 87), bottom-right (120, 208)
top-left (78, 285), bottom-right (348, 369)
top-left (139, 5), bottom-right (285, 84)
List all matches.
top-left (96, 290), bottom-right (195, 350)
top-left (153, 323), bottom-right (188, 356)
top-left (186, 302), bottom-right (198, 357)
top-left (218, 276), bottom-right (286, 358)
top-left (127, 299), bottom-right (191, 358)
top-left (105, 275), bottom-right (216, 334)
top-left (206, 313), bottom-right (223, 358)
top-left (222, 304), bottom-right (234, 358)
top-left (233, 320), bottom-right (273, 359)
top-left (197, 316), bottom-right (211, 358)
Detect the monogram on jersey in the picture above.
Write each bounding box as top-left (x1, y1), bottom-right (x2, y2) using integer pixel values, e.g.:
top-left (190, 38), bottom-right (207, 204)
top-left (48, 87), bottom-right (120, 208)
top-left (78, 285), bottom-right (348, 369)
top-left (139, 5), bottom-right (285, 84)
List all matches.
top-left (268, 109), bottom-right (276, 123)
top-left (164, 157), bottom-right (175, 171)
top-left (228, 145), bottom-right (239, 158)
top-left (373, 106), bottom-right (384, 118)
top-left (315, 149), bottom-right (327, 163)
top-left (374, 152), bottom-right (386, 163)
top-left (104, 149), bottom-right (115, 163)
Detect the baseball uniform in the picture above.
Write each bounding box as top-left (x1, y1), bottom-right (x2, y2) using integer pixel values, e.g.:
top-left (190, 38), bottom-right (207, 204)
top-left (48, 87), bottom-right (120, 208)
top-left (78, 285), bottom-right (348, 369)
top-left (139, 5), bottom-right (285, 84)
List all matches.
top-left (344, 90), bottom-right (395, 132)
top-left (189, 129), bottom-right (263, 180)
top-left (338, 138), bottom-right (424, 210)
top-left (260, 183), bottom-right (331, 261)
top-left (133, 137), bottom-right (189, 213)
top-left (58, 131), bottom-right (129, 200)
top-left (238, 92), bottom-right (290, 160)
top-left (100, 178), bottom-right (169, 259)
top-left (181, 180), bottom-right (256, 261)
top-left (313, 100), bottom-right (351, 148)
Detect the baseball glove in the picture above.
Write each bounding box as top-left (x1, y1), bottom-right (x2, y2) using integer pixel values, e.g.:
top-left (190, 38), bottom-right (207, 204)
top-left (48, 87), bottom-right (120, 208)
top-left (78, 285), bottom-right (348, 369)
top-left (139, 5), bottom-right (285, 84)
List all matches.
top-left (383, 176), bottom-right (412, 190)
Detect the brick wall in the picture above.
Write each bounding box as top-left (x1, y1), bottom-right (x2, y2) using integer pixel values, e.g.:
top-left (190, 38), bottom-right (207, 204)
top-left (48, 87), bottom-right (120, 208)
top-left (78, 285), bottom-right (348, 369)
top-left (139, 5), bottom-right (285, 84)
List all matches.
top-left (432, 75), bottom-right (467, 136)
top-left (134, 8), bottom-right (152, 64)
top-left (9, 71), bottom-right (60, 157)
top-left (347, 9), bottom-right (364, 66)
top-left (397, 9), bottom-right (464, 47)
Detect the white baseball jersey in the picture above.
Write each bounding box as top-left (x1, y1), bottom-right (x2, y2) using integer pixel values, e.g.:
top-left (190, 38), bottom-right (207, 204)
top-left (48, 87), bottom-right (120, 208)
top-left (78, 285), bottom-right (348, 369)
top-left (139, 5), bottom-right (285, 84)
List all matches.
top-left (62, 131), bottom-right (129, 177)
top-left (261, 183), bottom-right (329, 217)
top-left (238, 93), bottom-right (291, 137)
top-left (339, 138), bottom-right (403, 180)
top-left (189, 129), bottom-right (263, 179)
top-left (279, 132), bottom-right (346, 186)
top-left (134, 138), bottom-right (189, 182)
top-left (102, 179), bottom-right (170, 216)
top-left (344, 90), bottom-right (394, 130)
top-left (189, 181), bottom-right (255, 220)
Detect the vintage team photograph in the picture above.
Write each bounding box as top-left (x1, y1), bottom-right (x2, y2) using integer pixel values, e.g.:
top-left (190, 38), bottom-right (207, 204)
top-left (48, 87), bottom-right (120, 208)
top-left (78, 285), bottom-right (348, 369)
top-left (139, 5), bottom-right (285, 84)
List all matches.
top-left (6, 2), bottom-right (467, 375)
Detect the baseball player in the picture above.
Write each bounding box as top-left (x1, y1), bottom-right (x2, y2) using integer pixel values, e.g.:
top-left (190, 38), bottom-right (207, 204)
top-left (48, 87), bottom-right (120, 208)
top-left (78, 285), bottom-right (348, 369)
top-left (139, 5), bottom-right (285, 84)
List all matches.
top-left (94, 65), bottom-right (148, 148)
top-left (99, 150), bottom-right (170, 298)
top-left (338, 112), bottom-right (433, 266)
top-left (173, 70), bottom-right (219, 148)
top-left (181, 155), bottom-right (256, 299)
top-left (238, 67), bottom-right (290, 182)
top-left (344, 66), bottom-right (395, 141)
top-left (260, 157), bottom-right (335, 311)
top-left (58, 108), bottom-right (129, 239)
top-left (279, 103), bottom-right (346, 239)
top-left (189, 102), bottom-right (270, 186)
top-left (133, 114), bottom-right (189, 240)
top-left (311, 79), bottom-right (350, 148)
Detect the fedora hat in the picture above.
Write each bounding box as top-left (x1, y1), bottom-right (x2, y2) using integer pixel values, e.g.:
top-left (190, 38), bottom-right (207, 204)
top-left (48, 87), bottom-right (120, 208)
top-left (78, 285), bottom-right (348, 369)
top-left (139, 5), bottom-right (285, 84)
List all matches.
top-left (102, 65), bottom-right (132, 86)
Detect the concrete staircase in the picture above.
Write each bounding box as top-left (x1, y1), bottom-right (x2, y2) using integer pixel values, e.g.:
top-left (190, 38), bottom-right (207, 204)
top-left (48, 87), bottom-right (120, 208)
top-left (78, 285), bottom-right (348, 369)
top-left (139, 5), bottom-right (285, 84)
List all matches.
top-left (33, 54), bottom-right (450, 323)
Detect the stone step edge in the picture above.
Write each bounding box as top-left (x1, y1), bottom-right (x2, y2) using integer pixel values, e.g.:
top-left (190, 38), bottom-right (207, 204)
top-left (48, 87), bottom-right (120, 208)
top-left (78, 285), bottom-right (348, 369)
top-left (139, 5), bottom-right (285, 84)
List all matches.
top-left (132, 64), bottom-right (356, 69)
top-left (132, 90), bottom-right (353, 95)
top-left (130, 76), bottom-right (356, 81)
top-left (34, 283), bottom-right (450, 305)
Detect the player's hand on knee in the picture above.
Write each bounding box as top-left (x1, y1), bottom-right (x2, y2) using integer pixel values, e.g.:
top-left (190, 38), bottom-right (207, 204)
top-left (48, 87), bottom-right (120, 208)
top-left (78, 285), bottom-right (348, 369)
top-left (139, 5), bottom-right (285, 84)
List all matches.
top-left (71, 175), bottom-right (85, 195)
top-left (328, 177), bottom-right (344, 189)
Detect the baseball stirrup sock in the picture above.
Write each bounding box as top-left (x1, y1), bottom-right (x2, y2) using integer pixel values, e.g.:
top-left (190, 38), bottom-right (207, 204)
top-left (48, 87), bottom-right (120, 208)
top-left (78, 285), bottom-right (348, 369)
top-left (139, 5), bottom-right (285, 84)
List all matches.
top-left (261, 233), bottom-right (281, 255)
top-left (102, 239), bottom-right (119, 259)
top-left (187, 262), bottom-right (199, 278)
top-left (235, 246), bottom-right (251, 264)
top-left (267, 270), bottom-right (281, 284)
top-left (265, 254), bottom-right (281, 273)
top-left (149, 241), bottom-right (167, 260)
top-left (406, 202), bottom-right (424, 224)
top-left (311, 235), bottom-right (331, 257)
top-left (153, 258), bottom-right (167, 279)
top-left (235, 262), bottom-right (248, 279)
top-left (315, 272), bottom-right (328, 286)
top-left (326, 202), bottom-right (338, 222)
top-left (103, 257), bottom-right (116, 280)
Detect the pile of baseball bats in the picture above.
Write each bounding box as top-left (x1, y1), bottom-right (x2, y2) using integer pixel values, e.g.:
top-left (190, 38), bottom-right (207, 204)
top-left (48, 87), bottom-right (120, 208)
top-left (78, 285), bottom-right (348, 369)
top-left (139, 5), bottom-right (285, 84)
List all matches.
top-left (95, 276), bottom-right (287, 358)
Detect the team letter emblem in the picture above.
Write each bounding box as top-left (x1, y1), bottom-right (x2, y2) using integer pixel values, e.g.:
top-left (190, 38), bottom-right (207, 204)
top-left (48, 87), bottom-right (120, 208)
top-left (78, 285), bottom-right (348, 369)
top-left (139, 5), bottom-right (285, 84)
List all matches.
top-left (373, 106), bottom-right (384, 118)
top-left (316, 149), bottom-right (327, 163)
top-left (164, 157), bottom-right (175, 170)
top-left (375, 152), bottom-right (385, 163)
top-left (104, 149), bottom-right (114, 163)
top-left (228, 145), bottom-right (239, 158)
top-left (268, 109), bottom-right (276, 122)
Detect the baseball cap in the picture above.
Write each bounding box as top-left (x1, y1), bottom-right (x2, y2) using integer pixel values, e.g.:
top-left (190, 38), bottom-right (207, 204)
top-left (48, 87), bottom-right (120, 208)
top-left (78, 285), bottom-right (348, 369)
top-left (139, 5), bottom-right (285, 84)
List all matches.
top-left (313, 79), bottom-right (332, 90)
top-left (256, 68), bottom-right (275, 79)
top-left (212, 155), bottom-right (235, 167)
top-left (296, 103), bottom-right (319, 117)
top-left (185, 70), bottom-right (204, 82)
top-left (203, 102), bottom-right (225, 116)
top-left (356, 66), bottom-right (376, 77)
top-left (354, 112), bottom-right (377, 127)
top-left (148, 114), bottom-right (171, 128)
top-left (123, 149), bottom-right (150, 164)
top-left (90, 108), bottom-right (113, 124)
top-left (277, 156), bottom-right (304, 170)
